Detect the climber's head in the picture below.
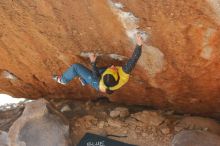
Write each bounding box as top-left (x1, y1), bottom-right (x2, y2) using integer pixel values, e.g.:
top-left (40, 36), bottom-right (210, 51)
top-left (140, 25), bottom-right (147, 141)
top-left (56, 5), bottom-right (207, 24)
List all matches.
top-left (103, 65), bottom-right (119, 87)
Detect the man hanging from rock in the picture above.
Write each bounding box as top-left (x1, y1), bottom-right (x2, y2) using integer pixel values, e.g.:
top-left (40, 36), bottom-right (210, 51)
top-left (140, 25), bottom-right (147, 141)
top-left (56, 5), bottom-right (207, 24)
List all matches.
top-left (53, 34), bottom-right (143, 94)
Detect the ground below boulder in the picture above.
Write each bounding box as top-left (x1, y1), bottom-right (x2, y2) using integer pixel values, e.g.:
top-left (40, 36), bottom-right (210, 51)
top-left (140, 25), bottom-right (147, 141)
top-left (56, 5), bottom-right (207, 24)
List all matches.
top-left (0, 99), bottom-right (220, 146)
top-left (0, 0), bottom-right (220, 117)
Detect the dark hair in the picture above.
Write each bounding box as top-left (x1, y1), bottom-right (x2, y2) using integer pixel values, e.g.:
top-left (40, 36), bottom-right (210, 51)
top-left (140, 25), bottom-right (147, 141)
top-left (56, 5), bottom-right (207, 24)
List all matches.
top-left (103, 74), bottom-right (118, 87)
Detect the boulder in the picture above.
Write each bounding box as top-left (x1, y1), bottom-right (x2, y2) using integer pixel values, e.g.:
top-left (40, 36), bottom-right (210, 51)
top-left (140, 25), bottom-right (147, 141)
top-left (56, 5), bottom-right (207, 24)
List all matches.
top-left (8, 99), bottom-right (72, 146)
top-left (175, 116), bottom-right (220, 134)
top-left (172, 130), bottom-right (220, 146)
top-left (0, 130), bottom-right (8, 146)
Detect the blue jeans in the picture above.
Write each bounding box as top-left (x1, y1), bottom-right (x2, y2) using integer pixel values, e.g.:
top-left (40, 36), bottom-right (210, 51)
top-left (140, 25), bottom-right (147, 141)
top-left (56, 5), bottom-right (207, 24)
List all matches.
top-left (61, 63), bottom-right (106, 91)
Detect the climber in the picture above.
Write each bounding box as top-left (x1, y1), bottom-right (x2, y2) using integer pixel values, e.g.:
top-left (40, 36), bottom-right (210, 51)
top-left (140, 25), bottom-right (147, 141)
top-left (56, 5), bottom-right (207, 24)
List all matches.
top-left (53, 34), bottom-right (143, 94)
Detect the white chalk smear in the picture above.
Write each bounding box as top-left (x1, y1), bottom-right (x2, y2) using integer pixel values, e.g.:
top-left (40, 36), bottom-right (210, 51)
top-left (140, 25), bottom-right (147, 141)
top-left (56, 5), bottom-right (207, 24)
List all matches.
top-left (1, 70), bottom-right (17, 80)
top-left (108, 0), bottom-right (148, 43)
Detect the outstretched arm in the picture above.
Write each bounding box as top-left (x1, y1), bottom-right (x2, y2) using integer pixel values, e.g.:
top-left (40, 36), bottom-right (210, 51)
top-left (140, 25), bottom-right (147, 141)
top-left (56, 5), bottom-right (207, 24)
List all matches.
top-left (122, 34), bottom-right (143, 74)
top-left (89, 53), bottom-right (100, 78)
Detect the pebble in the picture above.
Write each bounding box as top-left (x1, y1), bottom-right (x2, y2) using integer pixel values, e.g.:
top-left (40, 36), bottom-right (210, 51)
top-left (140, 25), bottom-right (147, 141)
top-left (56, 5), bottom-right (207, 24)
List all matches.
top-left (161, 127), bottom-right (170, 134)
top-left (98, 121), bottom-right (105, 129)
top-left (109, 107), bottom-right (129, 118)
top-left (175, 126), bottom-right (184, 132)
top-left (60, 105), bottom-right (71, 112)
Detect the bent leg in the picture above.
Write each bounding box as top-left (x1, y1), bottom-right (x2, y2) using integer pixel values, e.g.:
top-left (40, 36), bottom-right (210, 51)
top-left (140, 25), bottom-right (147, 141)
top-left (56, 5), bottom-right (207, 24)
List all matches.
top-left (61, 63), bottom-right (93, 84)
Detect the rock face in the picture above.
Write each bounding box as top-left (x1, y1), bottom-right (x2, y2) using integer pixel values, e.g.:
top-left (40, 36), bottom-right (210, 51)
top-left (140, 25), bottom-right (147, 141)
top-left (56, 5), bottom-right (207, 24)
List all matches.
top-left (0, 130), bottom-right (8, 146)
top-left (172, 130), bottom-right (220, 146)
top-left (0, 106), bottom-right (24, 131)
top-left (8, 99), bottom-right (71, 146)
top-left (0, 0), bottom-right (220, 117)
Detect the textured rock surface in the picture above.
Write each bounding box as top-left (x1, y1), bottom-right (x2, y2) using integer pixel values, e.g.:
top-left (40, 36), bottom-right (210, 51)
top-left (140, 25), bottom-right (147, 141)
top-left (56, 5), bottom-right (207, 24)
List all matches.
top-left (0, 106), bottom-right (24, 131)
top-left (175, 116), bottom-right (220, 135)
top-left (131, 111), bottom-right (165, 126)
top-left (70, 101), bottom-right (173, 146)
top-left (8, 99), bottom-right (71, 146)
top-left (0, 0), bottom-right (220, 117)
top-left (1, 99), bottom-right (220, 146)
top-left (172, 130), bottom-right (220, 146)
top-left (0, 130), bottom-right (8, 146)
top-left (110, 107), bottom-right (129, 118)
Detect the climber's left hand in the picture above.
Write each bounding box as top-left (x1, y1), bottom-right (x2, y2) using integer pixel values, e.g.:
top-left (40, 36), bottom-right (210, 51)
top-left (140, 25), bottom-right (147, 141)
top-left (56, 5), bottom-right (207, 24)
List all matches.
top-left (89, 53), bottom-right (97, 63)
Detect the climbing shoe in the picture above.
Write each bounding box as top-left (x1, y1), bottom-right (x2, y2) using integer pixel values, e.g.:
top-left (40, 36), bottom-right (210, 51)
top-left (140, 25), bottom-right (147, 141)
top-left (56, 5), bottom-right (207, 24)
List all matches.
top-left (53, 75), bottom-right (66, 85)
top-left (79, 77), bottom-right (86, 86)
